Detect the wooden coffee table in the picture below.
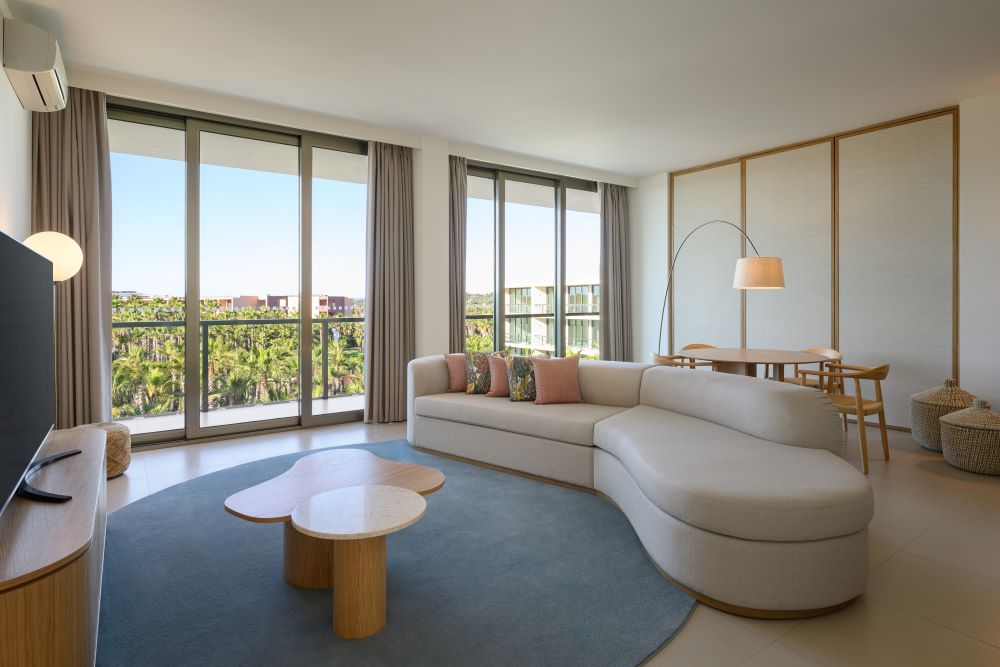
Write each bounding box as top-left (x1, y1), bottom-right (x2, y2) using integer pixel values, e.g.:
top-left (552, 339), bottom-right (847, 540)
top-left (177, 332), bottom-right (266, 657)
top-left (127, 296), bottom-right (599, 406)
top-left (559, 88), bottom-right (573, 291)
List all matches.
top-left (224, 449), bottom-right (444, 588)
top-left (292, 485), bottom-right (426, 639)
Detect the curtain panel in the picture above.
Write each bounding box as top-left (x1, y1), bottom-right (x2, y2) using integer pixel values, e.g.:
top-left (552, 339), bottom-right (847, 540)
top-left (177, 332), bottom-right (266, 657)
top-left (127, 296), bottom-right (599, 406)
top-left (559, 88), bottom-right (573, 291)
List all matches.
top-left (599, 183), bottom-right (632, 362)
top-left (31, 87), bottom-right (113, 428)
top-left (364, 142), bottom-right (415, 423)
top-left (448, 156), bottom-right (468, 353)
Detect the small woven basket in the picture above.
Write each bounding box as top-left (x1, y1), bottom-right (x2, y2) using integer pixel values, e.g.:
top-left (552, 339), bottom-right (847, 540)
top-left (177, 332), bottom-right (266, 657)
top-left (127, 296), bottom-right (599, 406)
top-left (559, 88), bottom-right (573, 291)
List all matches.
top-left (76, 422), bottom-right (132, 478)
top-left (911, 379), bottom-right (974, 451)
top-left (940, 399), bottom-right (1000, 476)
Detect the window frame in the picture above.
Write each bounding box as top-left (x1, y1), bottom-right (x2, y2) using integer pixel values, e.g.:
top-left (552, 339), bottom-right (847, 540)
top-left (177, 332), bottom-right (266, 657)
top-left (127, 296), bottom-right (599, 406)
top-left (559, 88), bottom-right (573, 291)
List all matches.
top-left (107, 98), bottom-right (368, 445)
top-left (465, 161), bottom-right (599, 358)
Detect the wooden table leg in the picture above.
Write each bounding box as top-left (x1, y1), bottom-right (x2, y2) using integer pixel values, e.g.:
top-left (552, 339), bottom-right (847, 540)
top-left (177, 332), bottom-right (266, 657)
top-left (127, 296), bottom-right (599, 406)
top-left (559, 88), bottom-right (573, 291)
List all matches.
top-left (333, 536), bottom-right (387, 639)
top-left (773, 364), bottom-right (785, 382)
top-left (283, 522), bottom-right (334, 589)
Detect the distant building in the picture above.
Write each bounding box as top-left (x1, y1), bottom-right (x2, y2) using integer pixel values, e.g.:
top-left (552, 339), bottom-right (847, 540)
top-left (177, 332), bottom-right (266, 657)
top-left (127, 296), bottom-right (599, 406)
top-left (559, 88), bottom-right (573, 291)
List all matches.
top-left (501, 283), bottom-right (599, 357)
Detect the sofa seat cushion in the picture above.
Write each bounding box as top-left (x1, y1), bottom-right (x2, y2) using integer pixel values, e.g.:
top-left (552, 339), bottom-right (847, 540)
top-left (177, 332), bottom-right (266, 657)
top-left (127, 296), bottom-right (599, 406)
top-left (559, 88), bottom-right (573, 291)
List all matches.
top-left (594, 406), bottom-right (873, 542)
top-left (414, 393), bottom-right (626, 447)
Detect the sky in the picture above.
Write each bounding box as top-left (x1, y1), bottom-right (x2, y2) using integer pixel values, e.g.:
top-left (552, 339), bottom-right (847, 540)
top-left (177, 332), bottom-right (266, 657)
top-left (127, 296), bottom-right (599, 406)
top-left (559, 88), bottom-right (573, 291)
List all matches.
top-left (466, 197), bottom-right (600, 292)
top-left (111, 151), bottom-right (598, 301)
top-left (111, 152), bottom-right (367, 298)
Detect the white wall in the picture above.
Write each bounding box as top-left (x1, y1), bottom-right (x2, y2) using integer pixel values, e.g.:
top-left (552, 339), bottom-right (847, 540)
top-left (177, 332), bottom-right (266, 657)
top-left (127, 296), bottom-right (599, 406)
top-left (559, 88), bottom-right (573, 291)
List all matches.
top-left (628, 172), bottom-right (670, 363)
top-left (959, 91), bottom-right (1000, 405)
top-left (412, 136), bottom-right (450, 356)
top-left (0, 3), bottom-right (32, 242)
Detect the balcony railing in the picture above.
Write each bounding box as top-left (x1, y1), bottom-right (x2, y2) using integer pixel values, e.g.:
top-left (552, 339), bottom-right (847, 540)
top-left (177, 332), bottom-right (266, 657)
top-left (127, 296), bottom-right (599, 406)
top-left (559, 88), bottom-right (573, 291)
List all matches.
top-left (111, 317), bottom-right (364, 419)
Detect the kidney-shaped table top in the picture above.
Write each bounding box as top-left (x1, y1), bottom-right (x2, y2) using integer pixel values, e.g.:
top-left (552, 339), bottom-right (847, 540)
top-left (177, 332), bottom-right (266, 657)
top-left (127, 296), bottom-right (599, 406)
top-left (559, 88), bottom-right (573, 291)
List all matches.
top-left (224, 449), bottom-right (445, 523)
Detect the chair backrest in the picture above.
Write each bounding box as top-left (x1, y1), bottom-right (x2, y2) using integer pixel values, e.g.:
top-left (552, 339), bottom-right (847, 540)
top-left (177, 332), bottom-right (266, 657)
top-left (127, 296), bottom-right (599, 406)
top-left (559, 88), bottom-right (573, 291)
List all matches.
top-left (680, 343), bottom-right (717, 351)
top-left (650, 353), bottom-right (687, 367)
top-left (855, 364), bottom-right (890, 381)
top-left (802, 347), bottom-right (842, 362)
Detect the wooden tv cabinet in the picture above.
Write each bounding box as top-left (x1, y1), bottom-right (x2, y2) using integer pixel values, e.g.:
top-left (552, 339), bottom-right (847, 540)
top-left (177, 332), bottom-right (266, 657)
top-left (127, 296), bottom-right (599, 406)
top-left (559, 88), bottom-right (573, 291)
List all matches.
top-left (0, 428), bottom-right (107, 667)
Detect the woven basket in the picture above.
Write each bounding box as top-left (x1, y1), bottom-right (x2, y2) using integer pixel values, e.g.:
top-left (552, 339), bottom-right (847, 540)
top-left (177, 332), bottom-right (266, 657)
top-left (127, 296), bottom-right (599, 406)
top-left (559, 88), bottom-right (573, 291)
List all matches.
top-left (940, 399), bottom-right (1000, 476)
top-left (76, 422), bottom-right (132, 478)
top-left (910, 379), bottom-right (974, 451)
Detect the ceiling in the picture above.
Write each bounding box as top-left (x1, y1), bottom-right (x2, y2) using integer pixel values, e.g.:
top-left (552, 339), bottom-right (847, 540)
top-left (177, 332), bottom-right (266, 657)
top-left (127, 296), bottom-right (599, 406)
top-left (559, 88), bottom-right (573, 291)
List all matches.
top-left (10, 0), bottom-right (1000, 177)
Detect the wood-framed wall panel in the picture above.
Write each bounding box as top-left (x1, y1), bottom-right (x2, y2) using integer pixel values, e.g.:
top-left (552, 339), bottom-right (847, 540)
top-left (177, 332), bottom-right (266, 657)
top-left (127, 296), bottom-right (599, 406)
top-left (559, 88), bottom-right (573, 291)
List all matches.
top-left (667, 107), bottom-right (959, 428)
top-left (744, 142), bottom-right (833, 352)
top-left (838, 113), bottom-right (954, 427)
top-left (670, 163), bottom-right (742, 353)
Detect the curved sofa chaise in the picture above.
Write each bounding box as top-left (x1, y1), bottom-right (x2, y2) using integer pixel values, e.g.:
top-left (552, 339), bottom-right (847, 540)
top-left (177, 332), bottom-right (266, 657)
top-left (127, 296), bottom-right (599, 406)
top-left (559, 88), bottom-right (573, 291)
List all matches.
top-left (407, 356), bottom-right (873, 618)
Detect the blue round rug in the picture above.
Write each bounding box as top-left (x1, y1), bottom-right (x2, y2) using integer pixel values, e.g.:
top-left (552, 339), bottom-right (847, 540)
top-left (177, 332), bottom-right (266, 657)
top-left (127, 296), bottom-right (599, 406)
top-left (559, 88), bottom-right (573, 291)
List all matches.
top-left (98, 439), bottom-right (694, 666)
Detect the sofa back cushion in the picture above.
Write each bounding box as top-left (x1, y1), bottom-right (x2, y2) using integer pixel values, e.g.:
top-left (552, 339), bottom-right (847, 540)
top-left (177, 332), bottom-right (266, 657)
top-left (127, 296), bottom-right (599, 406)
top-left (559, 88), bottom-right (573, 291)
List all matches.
top-left (638, 366), bottom-right (844, 454)
top-left (578, 360), bottom-right (651, 408)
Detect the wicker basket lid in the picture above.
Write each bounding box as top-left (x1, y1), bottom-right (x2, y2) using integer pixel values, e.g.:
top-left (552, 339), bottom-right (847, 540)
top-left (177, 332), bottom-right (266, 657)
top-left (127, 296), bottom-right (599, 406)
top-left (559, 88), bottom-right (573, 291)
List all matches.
top-left (941, 399), bottom-right (1000, 431)
top-left (911, 378), bottom-right (975, 408)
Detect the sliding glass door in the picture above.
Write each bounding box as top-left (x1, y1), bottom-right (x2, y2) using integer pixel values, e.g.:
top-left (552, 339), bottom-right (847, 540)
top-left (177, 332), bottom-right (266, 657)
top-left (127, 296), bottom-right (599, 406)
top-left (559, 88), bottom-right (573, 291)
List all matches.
top-left (109, 119), bottom-right (187, 439)
top-left (310, 147), bottom-right (368, 417)
top-left (196, 129), bottom-right (301, 430)
top-left (109, 104), bottom-right (368, 443)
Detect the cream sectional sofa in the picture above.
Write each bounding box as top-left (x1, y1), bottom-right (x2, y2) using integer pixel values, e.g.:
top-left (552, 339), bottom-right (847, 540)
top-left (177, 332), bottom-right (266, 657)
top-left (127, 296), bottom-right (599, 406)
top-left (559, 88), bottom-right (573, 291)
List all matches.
top-left (407, 356), bottom-right (873, 617)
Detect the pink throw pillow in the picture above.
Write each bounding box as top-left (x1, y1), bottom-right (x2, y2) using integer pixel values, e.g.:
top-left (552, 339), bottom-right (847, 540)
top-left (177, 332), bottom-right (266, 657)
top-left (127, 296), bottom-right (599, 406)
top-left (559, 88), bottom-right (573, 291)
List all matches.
top-left (443, 353), bottom-right (467, 392)
top-left (486, 355), bottom-right (510, 397)
top-left (531, 356), bottom-right (582, 405)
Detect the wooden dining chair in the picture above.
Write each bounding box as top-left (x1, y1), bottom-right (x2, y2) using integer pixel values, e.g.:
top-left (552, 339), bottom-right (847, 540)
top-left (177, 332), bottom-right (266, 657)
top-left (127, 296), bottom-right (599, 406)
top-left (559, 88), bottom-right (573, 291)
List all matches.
top-left (650, 353), bottom-right (713, 369)
top-left (797, 363), bottom-right (890, 474)
top-left (782, 348), bottom-right (843, 390)
top-left (678, 343), bottom-right (717, 372)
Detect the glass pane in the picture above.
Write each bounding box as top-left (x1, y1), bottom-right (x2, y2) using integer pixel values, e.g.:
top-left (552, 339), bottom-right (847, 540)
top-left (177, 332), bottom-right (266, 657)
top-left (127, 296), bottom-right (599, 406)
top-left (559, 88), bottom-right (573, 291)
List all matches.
top-left (504, 179), bottom-right (555, 357)
top-left (199, 132), bottom-right (300, 427)
top-left (312, 147), bottom-right (367, 416)
top-left (565, 188), bottom-right (601, 359)
top-left (109, 120), bottom-right (186, 435)
top-left (465, 174), bottom-right (494, 352)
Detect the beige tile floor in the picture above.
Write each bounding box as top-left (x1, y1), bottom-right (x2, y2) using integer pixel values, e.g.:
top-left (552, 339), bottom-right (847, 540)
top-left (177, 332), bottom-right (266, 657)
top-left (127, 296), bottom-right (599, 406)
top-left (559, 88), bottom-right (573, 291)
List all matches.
top-left (110, 422), bottom-right (1000, 666)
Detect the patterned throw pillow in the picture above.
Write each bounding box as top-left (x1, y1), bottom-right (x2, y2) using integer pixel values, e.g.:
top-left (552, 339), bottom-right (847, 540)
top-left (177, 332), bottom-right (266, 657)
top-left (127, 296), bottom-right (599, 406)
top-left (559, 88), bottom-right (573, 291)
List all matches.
top-left (506, 355), bottom-right (537, 402)
top-left (465, 350), bottom-right (506, 394)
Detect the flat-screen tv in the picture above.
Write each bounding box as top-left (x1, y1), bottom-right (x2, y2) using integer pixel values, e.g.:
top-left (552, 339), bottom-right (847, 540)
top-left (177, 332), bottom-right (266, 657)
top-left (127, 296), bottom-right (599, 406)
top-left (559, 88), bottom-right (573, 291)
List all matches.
top-left (0, 232), bottom-right (54, 519)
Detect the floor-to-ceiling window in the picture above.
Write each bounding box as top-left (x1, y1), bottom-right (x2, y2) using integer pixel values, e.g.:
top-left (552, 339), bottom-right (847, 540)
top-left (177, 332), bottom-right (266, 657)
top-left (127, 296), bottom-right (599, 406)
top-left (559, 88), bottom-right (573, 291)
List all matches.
top-left (311, 147), bottom-right (368, 415)
top-left (108, 103), bottom-right (367, 444)
top-left (109, 119), bottom-right (187, 438)
top-left (565, 187), bottom-right (601, 359)
top-left (198, 131), bottom-right (300, 429)
top-left (465, 175), bottom-right (495, 351)
top-left (465, 166), bottom-right (600, 358)
top-left (504, 179), bottom-right (557, 357)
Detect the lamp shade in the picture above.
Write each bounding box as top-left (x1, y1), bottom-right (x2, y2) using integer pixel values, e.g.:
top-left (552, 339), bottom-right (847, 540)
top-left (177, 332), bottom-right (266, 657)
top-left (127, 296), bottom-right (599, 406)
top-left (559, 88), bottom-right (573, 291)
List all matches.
top-left (733, 256), bottom-right (784, 289)
top-left (23, 231), bottom-right (83, 282)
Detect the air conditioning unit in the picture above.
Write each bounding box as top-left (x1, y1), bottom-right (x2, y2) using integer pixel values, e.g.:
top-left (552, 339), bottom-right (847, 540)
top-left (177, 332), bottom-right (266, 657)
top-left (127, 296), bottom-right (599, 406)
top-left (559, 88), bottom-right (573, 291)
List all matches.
top-left (2, 19), bottom-right (67, 112)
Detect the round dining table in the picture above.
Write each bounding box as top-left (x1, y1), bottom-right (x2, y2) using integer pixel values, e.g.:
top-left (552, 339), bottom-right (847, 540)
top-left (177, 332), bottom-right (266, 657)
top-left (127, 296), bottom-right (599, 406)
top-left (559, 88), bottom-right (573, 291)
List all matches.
top-left (682, 348), bottom-right (830, 382)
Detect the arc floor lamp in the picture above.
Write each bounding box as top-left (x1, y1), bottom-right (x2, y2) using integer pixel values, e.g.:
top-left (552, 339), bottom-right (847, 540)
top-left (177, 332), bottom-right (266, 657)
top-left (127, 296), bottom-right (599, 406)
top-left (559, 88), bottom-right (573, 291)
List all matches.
top-left (655, 219), bottom-right (784, 357)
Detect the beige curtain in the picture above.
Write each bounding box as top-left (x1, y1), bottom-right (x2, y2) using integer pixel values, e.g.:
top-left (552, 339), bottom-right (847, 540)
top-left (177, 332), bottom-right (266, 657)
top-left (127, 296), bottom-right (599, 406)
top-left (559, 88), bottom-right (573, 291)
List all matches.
top-left (448, 156), bottom-right (467, 353)
top-left (31, 87), bottom-right (112, 429)
top-left (364, 142), bottom-right (415, 423)
top-left (599, 183), bottom-right (632, 361)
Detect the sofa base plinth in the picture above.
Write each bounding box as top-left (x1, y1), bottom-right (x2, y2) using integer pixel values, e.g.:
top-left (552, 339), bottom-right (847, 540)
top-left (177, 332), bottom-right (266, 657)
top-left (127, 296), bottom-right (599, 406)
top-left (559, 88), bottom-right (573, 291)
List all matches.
top-left (659, 569), bottom-right (858, 620)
